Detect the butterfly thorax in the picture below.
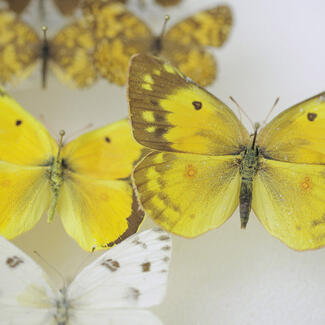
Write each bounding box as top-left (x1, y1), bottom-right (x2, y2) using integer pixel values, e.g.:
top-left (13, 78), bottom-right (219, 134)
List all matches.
top-left (54, 294), bottom-right (69, 325)
top-left (40, 38), bottom-right (51, 88)
top-left (151, 36), bottom-right (163, 55)
top-left (239, 146), bottom-right (259, 229)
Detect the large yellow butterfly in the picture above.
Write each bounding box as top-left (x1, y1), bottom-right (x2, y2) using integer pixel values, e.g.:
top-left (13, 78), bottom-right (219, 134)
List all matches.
top-left (0, 9), bottom-right (96, 88)
top-left (1, 0), bottom-right (81, 16)
top-left (0, 89), bottom-right (145, 251)
top-left (85, 2), bottom-right (232, 86)
top-left (128, 54), bottom-right (325, 251)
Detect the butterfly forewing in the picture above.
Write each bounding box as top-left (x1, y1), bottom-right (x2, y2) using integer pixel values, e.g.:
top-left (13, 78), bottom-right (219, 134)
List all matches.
top-left (53, 0), bottom-right (80, 16)
top-left (67, 228), bottom-right (172, 308)
top-left (128, 54), bottom-right (249, 155)
top-left (257, 91), bottom-right (325, 164)
top-left (1, 0), bottom-right (31, 14)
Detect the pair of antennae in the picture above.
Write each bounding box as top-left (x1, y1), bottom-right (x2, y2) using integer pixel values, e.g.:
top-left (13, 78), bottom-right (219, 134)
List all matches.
top-left (230, 96), bottom-right (280, 131)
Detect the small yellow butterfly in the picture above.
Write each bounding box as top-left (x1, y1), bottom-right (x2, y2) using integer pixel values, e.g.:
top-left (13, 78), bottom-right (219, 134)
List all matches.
top-left (1, 0), bottom-right (81, 16)
top-left (85, 2), bottom-right (232, 86)
top-left (0, 89), bottom-right (145, 251)
top-left (0, 9), bottom-right (96, 88)
top-left (128, 54), bottom-right (325, 251)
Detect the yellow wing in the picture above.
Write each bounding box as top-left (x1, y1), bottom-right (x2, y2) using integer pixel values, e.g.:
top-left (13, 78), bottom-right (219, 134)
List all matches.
top-left (257, 92), bottom-right (325, 164)
top-left (0, 10), bottom-right (40, 85)
top-left (50, 18), bottom-right (97, 88)
top-left (0, 90), bottom-right (57, 165)
top-left (91, 3), bottom-right (152, 85)
top-left (165, 6), bottom-right (232, 48)
top-left (128, 54), bottom-right (249, 155)
top-left (161, 6), bottom-right (232, 86)
top-left (0, 90), bottom-right (57, 239)
top-left (133, 151), bottom-right (240, 237)
top-left (0, 162), bottom-right (52, 239)
top-left (60, 119), bottom-right (145, 251)
top-left (161, 42), bottom-right (217, 87)
top-left (253, 157), bottom-right (325, 250)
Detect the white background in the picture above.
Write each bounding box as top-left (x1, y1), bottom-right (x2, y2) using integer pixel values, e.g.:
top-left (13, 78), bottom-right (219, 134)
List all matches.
top-left (3, 0), bottom-right (325, 324)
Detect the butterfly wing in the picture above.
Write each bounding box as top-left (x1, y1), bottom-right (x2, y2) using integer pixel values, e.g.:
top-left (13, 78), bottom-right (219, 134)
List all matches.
top-left (50, 18), bottom-right (97, 88)
top-left (67, 228), bottom-right (171, 311)
top-left (128, 54), bottom-right (249, 155)
top-left (253, 92), bottom-right (325, 250)
top-left (0, 236), bottom-right (57, 324)
top-left (0, 10), bottom-right (40, 85)
top-left (162, 6), bottom-right (232, 86)
top-left (59, 119), bottom-right (145, 251)
top-left (53, 0), bottom-right (80, 16)
top-left (0, 91), bottom-right (57, 239)
top-left (91, 2), bottom-right (152, 85)
top-left (257, 92), bottom-right (325, 164)
top-left (161, 41), bottom-right (217, 87)
top-left (252, 157), bottom-right (325, 250)
top-left (70, 310), bottom-right (163, 325)
top-left (133, 151), bottom-right (240, 237)
top-left (155, 0), bottom-right (182, 7)
top-left (1, 0), bottom-right (31, 14)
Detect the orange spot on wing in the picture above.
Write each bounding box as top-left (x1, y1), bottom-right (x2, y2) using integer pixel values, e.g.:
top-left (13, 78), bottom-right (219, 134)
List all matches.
top-left (1, 180), bottom-right (11, 187)
top-left (100, 193), bottom-right (109, 201)
top-left (300, 176), bottom-right (312, 193)
top-left (184, 164), bottom-right (197, 178)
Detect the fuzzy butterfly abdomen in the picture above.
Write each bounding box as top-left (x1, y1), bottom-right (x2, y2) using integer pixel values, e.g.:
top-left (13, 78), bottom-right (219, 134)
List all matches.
top-left (239, 146), bottom-right (259, 229)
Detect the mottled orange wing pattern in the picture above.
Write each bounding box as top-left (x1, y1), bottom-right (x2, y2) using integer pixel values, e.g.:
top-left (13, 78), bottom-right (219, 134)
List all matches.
top-left (0, 10), bottom-right (40, 85)
top-left (91, 2), bottom-right (152, 85)
top-left (160, 6), bottom-right (232, 86)
top-left (165, 6), bottom-right (232, 47)
top-left (50, 18), bottom-right (97, 87)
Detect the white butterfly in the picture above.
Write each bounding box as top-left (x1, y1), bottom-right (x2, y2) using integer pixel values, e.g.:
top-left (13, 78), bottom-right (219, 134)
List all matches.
top-left (0, 228), bottom-right (171, 325)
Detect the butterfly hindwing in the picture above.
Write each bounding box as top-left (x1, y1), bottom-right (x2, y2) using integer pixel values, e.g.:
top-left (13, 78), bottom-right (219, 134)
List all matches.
top-left (128, 54), bottom-right (249, 155)
top-left (133, 151), bottom-right (240, 237)
top-left (253, 157), bottom-right (325, 250)
top-left (50, 18), bottom-right (97, 88)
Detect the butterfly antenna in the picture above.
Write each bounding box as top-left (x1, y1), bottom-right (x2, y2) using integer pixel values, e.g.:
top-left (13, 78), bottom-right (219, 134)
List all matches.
top-left (72, 247), bottom-right (97, 278)
top-left (56, 130), bottom-right (65, 161)
top-left (160, 15), bottom-right (170, 41)
top-left (38, 114), bottom-right (57, 135)
top-left (229, 96), bottom-right (254, 130)
top-left (261, 97), bottom-right (280, 128)
top-left (63, 123), bottom-right (94, 143)
top-left (33, 250), bottom-right (67, 290)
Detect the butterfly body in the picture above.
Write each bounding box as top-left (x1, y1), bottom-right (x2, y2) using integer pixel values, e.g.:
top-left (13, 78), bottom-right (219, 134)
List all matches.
top-left (54, 291), bottom-right (69, 325)
top-left (239, 144), bottom-right (259, 229)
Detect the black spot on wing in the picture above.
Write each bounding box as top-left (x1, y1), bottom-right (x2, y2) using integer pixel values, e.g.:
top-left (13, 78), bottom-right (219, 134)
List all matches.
top-left (15, 120), bottom-right (22, 126)
top-left (6, 256), bottom-right (24, 268)
top-left (101, 258), bottom-right (120, 272)
top-left (307, 112), bottom-right (317, 121)
top-left (192, 101), bottom-right (202, 110)
top-left (142, 262), bottom-right (151, 272)
top-left (105, 137), bottom-right (111, 143)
